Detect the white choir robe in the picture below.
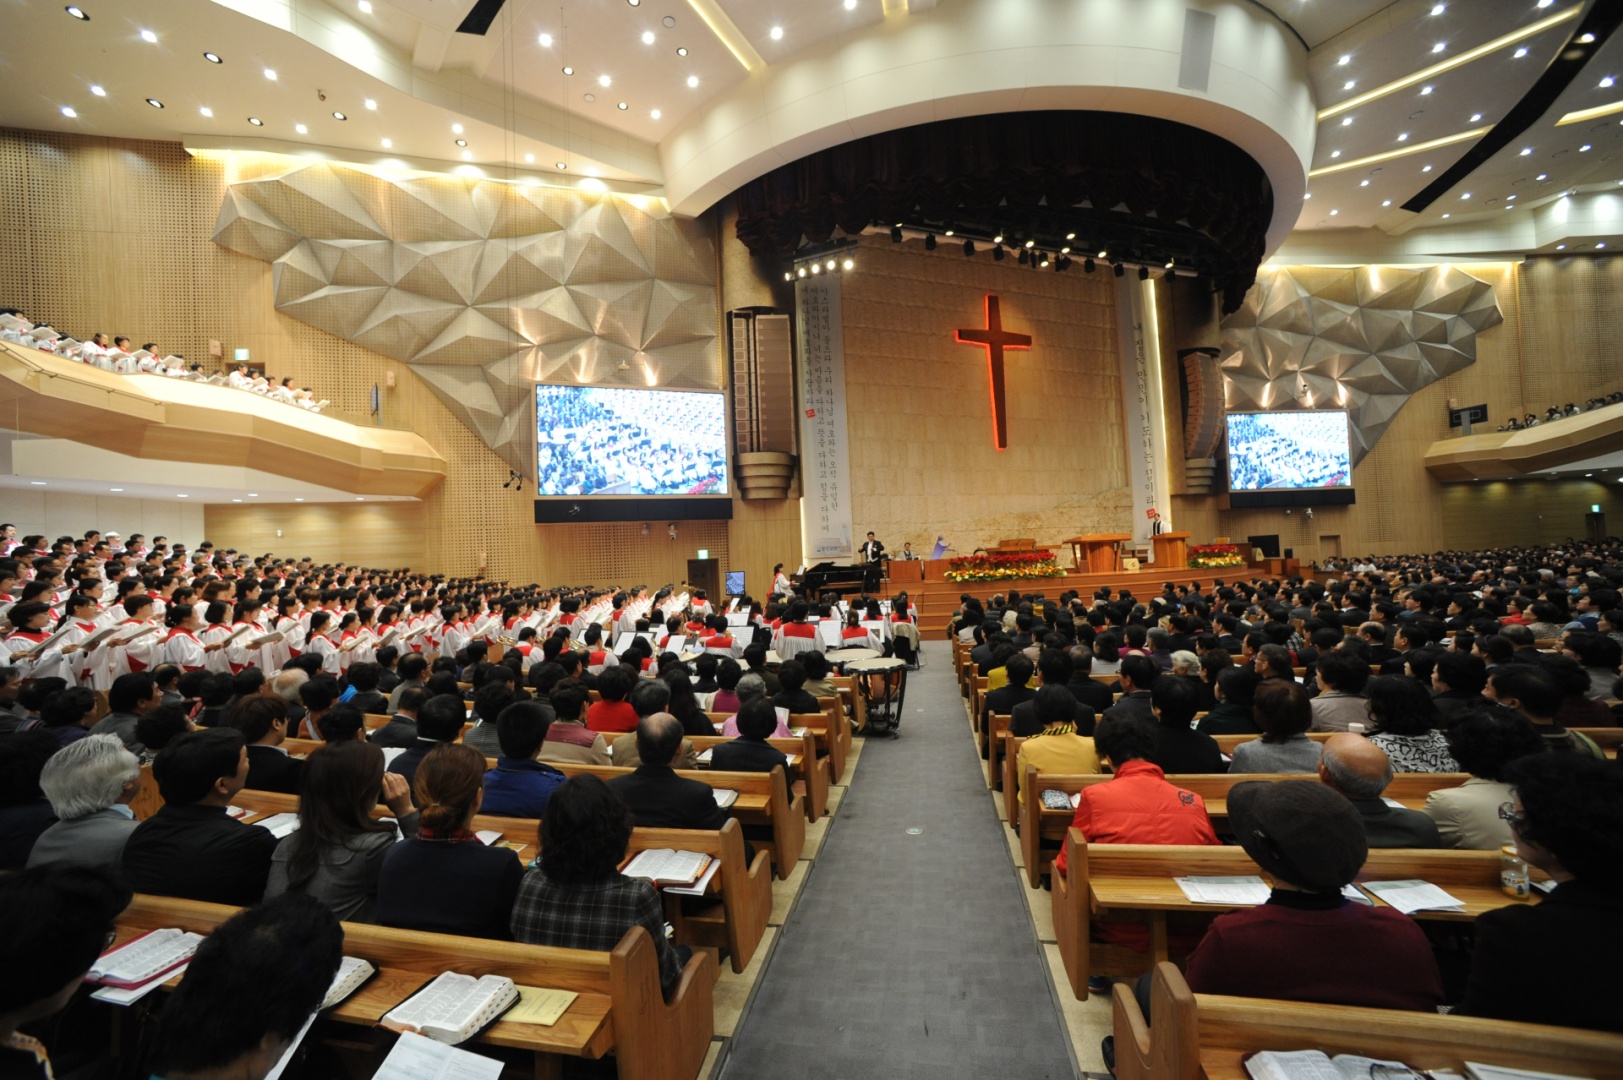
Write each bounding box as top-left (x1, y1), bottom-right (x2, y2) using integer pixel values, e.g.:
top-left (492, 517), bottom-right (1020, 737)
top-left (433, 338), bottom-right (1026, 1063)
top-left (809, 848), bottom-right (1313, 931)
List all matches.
top-left (4, 632), bottom-right (73, 682)
top-left (159, 629), bottom-right (207, 673)
top-left (107, 623), bottom-right (160, 680)
top-left (274, 617), bottom-right (306, 666)
top-left (200, 625), bottom-right (234, 675)
top-left (226, 621), bottom-right (270, 674)
top-left (440, 622), bottom-right (471, 658)
top-left (468, 615), bottom-right (499, 646)
top-left (306, 634), bottom-right (342, 676)
top-left (57, 621), bottom-right (101, 683)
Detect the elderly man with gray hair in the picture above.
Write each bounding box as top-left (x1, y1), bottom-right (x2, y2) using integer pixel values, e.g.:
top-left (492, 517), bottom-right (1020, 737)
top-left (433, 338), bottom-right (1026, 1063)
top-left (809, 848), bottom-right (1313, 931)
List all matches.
top-left (28, 734), bottom-right (142, 869)
top-left (722, 672), bottom-right (794, 737)
top-left (1317, 733), bottom-right (1442, 848)
top-left (611, 678), bottom-right (697, 768)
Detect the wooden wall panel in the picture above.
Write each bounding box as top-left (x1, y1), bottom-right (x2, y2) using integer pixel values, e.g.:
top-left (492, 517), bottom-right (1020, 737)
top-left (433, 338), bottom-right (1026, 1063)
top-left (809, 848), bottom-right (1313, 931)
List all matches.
top-left (203, 503), bottom-right (426, 569)
top-left (1437, 479), bottom-right (1623, 549)
top-left (2, 491), bottom-right (207, 546)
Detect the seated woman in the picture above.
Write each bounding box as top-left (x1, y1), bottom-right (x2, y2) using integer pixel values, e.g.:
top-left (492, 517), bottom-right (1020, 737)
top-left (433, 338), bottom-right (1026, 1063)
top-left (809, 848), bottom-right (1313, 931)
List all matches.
top-left (510, 774), bottom-right (690, 1000)
top-left (1364, 675), bottom-right (1457, 773)
top-left (720, 674), bottom-right (793, 738)
top-left (707, 658), bottom-right (744, 714)
top-left (800, 650), bottom-right (838, 701)
top-left (771, 659), bottom-right (822, 716)
top-left (1196, 665), bottom-right (1262, 736)
top-left (28, 735), bottom-right (141, 869)
top-left (265, 740), bottom-right (419, 921)
top-left (1452, 753), bottom-right (1623, 1033)
top-left (1229, 681), bottom-right (1321, 773)
top-left (376, 743), bottom-right (521, 939)
top-left (711, 698), bottom-right (790, 775)
top-left (1423, 706), bottom-right (1545, 850)
top-left (1182, 780), bottom-right (1442, 1009)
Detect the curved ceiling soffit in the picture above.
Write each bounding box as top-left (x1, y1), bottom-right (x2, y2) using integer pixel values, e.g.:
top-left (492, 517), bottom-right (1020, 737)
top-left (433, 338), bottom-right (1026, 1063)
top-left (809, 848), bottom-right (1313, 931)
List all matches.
top-left (734, 111), bottom-right (1275, 314)
top-left (212, 162), bottom-right (719, 478)
top-left (1219, 264), bottom-right (1504, 465)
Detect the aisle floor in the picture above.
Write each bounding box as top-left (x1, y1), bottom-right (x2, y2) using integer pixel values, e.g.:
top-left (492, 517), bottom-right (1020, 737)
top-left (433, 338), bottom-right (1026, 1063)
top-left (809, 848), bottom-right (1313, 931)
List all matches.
top-left (719, 641), bottom-right (1078, 1079)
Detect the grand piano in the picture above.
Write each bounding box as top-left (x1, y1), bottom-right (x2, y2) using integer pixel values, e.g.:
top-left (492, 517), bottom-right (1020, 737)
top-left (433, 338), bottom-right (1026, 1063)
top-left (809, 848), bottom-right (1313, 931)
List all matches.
top-left (794, 561), bottom-right (884, 599)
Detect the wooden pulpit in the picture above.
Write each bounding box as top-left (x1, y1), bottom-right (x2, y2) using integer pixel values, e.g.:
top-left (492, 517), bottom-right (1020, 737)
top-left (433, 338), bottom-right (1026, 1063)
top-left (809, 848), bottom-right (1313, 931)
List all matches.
top-left (1065, 534), bottom-right (1133, 573)
top-left (1150, 531), bottom-right (1192, 570)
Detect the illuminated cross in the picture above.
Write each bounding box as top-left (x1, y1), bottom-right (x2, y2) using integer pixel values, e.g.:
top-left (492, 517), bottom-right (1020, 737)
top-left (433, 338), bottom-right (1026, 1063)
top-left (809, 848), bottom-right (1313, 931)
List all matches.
top-left (954, 294), bottom-right (1032, 450)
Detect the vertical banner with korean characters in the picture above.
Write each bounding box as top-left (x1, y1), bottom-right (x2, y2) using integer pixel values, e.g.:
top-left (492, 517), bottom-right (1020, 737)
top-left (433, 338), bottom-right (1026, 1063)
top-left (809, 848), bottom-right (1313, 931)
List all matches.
top-left (1115, 275), bottom-right (1173, 556)
top-left (795, 274), bottom-right (855, 563)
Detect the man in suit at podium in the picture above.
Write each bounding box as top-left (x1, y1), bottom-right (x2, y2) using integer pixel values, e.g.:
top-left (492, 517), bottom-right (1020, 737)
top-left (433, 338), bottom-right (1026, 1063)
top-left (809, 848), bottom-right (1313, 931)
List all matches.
top-left (860, 532), bottom-right (885, 564)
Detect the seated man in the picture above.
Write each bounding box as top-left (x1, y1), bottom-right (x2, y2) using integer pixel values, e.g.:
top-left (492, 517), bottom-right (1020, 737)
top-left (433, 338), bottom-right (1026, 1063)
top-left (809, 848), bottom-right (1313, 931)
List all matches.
top-left (481, 701), bottom-right (566, 819)
top-left (1182, 780), bottom-right (1444, 1009)
top-left (1147, 675), bottom-right (1223, 774)
top-left (119, 728), bottom-right (278, 904)
top-left (368, 684), bottom-right (426, 749)
top-left (1309, 650), bottom-right (1372, 732)
top-left (1453, 753), bottom-right (1623, 1033)
top-left (772, 659), bottom-right (822, 717)
top-left (386, 693), bottom-right (468, 792)
top-left (1013, 687), bottom-right (1099, 808)
top-left (87, 671), bottom-right (163, 754)
top-left (611, 679), bottom-right (699, 768)
top-left (607, 713), bottom-right (734, 833)
top-left (712, 697), bottom-right (792, 774)
top-left (985, 653), bottom-right (1039, 738)
top-left (1101, 655), bottom-right (1158, 725)
top-left (1317, 733), bottom-right (1441, 848)
top-left (1196, 665), bottom-right (1262, 736)
top-left (29, 734), bottom-right (142, 869)
top-left (227, 696), bottom-right (303, 795)
top-left (147, 894), bottom-right (343, 1080)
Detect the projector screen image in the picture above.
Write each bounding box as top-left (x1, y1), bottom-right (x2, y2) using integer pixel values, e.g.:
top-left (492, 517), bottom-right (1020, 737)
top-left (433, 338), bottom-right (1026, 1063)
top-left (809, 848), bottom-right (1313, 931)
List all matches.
top-left (1225, 411), bottom-right (1352, 491)
top-left (535, 385), bottom-right (728, 497)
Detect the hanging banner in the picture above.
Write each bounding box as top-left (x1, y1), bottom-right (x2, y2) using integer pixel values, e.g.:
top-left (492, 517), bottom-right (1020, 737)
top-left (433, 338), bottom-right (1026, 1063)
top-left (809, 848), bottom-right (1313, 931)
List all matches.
top-left (1116, 276), bottom-right (1173, 554)
top-left (795, 275), bottom-right (855, 563)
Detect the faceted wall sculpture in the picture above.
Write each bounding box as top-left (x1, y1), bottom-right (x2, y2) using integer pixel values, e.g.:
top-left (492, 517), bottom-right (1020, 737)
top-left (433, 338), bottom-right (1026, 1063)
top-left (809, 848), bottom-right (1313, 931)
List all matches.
top-left (1219, 265), bottom-right (1503, 464)
top-left (214, 162), bottom-right (718, 476)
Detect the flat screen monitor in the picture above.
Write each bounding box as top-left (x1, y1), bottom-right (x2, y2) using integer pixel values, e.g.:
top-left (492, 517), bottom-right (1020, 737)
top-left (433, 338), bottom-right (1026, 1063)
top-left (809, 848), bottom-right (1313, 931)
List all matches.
top-left (535, 385), bottom-right (728, 497)
top-left (725, 570), bottom-right (745, 596)
top-left (1225, 410), bottom-right (1356, 508)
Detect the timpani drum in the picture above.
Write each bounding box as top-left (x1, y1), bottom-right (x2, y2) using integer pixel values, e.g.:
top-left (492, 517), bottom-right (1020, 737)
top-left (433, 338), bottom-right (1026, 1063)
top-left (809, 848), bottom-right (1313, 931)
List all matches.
top-left (847, 656), bottom-right (907, 738)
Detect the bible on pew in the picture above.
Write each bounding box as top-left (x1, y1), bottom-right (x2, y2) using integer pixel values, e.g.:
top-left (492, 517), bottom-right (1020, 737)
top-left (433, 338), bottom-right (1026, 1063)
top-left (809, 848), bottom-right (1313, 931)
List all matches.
top-left (86, 928), bottom-right (201, 989)
top-left (322, 956), bottom-right (376, 1010)
top-left (623, 848), bottom-right (711, 886)
top-left (1244, 1051), bottom-right (1415, 1080)
top-left (380, 972), bottom-right (519, 1045)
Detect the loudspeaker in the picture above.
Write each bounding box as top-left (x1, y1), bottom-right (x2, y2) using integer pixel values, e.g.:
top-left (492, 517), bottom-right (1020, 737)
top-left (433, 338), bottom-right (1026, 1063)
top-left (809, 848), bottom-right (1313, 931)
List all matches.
top-left (1284, 548), bottom-right (1294, 559)
top-left (533, 498), bottom-right (733, 524)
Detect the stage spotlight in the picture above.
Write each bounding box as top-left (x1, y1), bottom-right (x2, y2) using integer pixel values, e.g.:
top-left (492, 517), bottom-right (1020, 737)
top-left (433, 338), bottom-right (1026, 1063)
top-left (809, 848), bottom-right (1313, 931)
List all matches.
top-left (992, 233), bottom-right (1004, 244)
top-left (1056, 255), bottom-right (1072, 272)
top-left (784, 271), bottom-right (793, 281)
top-left (1039, 254), bottom-right (1050, 268)
top-left (993, 245), bottom-right (1005, 261)
top-left (1018, 249), bottom-right (1029, 265)
top-left (1138, 265), bottom-right (1150, 281)
top-left (1113, 262), bottom-right (1124, 277)
top-left (890, 225), bottom-right (903, 243)
top-left (1024, 239), bottom-right (1035, 249)
top-left (962, 239), bottom-right (975, 257)
top-left (1084, 257), bottom-right (1095, 273)
top-left (842, 258), bottom-right (854, 271)
top-left (924, 233), bottom-right (936, 251)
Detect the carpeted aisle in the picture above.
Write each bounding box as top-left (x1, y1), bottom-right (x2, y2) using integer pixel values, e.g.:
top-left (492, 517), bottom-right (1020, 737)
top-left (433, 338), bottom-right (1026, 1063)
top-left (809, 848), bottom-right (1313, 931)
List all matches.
top-left (718, 640), bottom-right (1077, 1079)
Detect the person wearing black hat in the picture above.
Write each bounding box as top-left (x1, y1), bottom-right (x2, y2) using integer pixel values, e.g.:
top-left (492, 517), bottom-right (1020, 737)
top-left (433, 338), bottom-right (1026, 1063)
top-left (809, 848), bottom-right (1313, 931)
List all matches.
top-left (1181, 780), bottom-right (1443, 1010)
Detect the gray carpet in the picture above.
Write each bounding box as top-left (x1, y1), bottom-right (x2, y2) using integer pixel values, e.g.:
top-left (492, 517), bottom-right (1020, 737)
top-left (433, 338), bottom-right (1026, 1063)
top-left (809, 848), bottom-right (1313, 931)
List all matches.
top-left (719, 640), bottom-right (1076, 1079)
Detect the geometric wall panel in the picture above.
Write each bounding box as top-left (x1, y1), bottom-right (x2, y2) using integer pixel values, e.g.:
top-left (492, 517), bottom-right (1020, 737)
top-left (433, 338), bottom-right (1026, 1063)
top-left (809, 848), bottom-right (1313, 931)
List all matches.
top-left (1219, 264), bottom-right (1503, 464)
top-left (214, 162), bottom-right (719, 476)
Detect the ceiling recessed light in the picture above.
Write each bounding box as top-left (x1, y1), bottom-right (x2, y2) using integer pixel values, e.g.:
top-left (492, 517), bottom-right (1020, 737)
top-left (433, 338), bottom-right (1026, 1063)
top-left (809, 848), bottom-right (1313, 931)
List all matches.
top-left (1582, 144), bottom-right (1593, 151)
top-left (332, 111), bottom-right (346, 120)
top-left (364, 98), bottom-right (376, 110)
top-left (294, 497), bottom-right (304, 502)
top-left (1442, 212), bottom-right (1451, 218)
top-left (60, 105), bottom-right (77, 117)
top-left (461, 150), bottom-right (472, 160)
top-left (1360, 179), bottom-right (1370, 186)
top-left (89, 84), bottom-right (105, 96)
top-left (1341, 117), bottom-right (1352, 126)
top-left (65, 5), bottom-right (88, 19)
top-left (176, 493), bottom-right (189, 498)
top-left (232, 498), bottom-right (242, 503)
top-left (687, 75), bottom-right (699, 88)
top-left (248, 493), bottom-right (258, 497)
top-left (1430, 2), bottom-right (1445, 13)
top-left (358, 0), bottom-right (372, 11)
top-left (452, 123), bottom-right (463, 134)
top-left (1557, 243), bottom-right (1566, 249)
top-left (380, 137), bottom-right (392, 147)
top-left (199, 106), bottom-right (212, 117)
top-left (617, 101), bottom-right (628, 110)
top-left (1602, 77), bottom-right (1616, 88)
top-left (1506, 194), bottom-right (1516, 200)
top-left (1514, 46), bottom-right (1529, 58)
top-left (109, 488), bottom-right (122, 492)
top-left (1579, 32), bottom-right (1595, 44)
top-left (140, 29), bottom-right (157, 42)
top-left (29, 481), bottom-right (46, 486)
top-left (264, 68), bottom-right (277, 80)
top-left (676, 47), bottom-right (687, 56)
top-left (1423, 164), bottom-right (1433, 172)
top-left (650, 108), bottom-right (661, 119)
top-left (1520, 147), bottom-right (1533, 155)
top-left (1338, 54), bottom-right (1351, 65)
top-left (845, 0), bottom-right (857, 8)
top-left (642, 30), bottom-right (655, 44)
top-left (1397, 132), bottom-right (1409, 141)
top-left (562, 66), bottom-right (574, 75)
top-left (1303, 192), bottom-right (1312, 200)
top-left (203, 51), bottom-right (221, 63)
top-left (1600, 242), bottom-right (1609, 249)
top-left (1330, 150), bottom-right (1341, 158)
top-left (248, 116), bottom-right (262, 125)
top-left (1431, 42), bottom-right (1445, 53)
top-left (539, 32), bottom-right (553, 47)
top-left (1382, 199), bottom-right (1392, 206)
top-left (628, 0), bottom-right (640, 5)
top-left (295, 123), bottom-right (307, 134)
top-left (146, 98), bottom-right (163, 108)
top-left (524, 152), bottom-right (534, 162)
top-left (556, 161), bottom-right (567, 170)
top-left (770, 25), bottom-right (784, 40)
top-left (1420, 85), bottom-right (1433, 95)
top-left (1343, 80), bottom-right (1356, 90)
top-left (598, 74), bottom-right (612, 87)
top-left (454, 138), bottom-right (466, 146)
top-left (1537, 0), bottom-right (1552, 6)
top-left (1537, 172), bottom-right (1548, 180)
top-left (1330, 209), bottom-right (1339, 216)
top-left (1461, 192), bottom-right (1471, 199)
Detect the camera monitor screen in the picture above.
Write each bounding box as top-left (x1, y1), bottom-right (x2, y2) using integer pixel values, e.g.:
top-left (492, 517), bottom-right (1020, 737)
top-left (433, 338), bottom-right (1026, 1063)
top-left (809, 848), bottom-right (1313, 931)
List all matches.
top-left (535, 385), bottom-right (728, 497)
top-left (1225, 410), bottom-right (1352, 491)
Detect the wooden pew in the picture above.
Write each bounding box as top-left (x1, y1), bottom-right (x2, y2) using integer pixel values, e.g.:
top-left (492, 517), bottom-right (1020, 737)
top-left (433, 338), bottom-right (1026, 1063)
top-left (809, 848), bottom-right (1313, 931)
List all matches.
top-left (969, 676), bottom-right (989, 736)
top-left (986, 713), bottom-right (1013, 790)
top-left (829, 676), bottom-right (866, 735)
top-left (224, 789), bottom-right (771, 976)
top-left (685, 731), bottom-right (827, 822)
top-left (112, 893), bottom-right (714, 1080)
top-left (1209, 731), bottom-right (1331, 756)
top-left (1052, 832), bottom-right (1541, 1000)
top-left (1018, 768), bottom-right (1472, 888)
top-left (1113, 962), bottom-right (1623, 1080)
top-left (705, 709), bottom-right (844, 789)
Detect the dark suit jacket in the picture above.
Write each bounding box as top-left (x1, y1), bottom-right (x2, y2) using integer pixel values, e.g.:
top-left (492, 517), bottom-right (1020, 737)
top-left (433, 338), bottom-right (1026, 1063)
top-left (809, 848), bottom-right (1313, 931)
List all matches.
top-left (1150, 724), bottom-right (1225, 774)
top-left (607, 764), bottom-right (731, 832)
top-left (1196, 702), bottom-right (1261, 736)
top-left (1066, 675), bottom-right (1114, 715)
top-left (1349, 797), bottom-right (1442, 848)
top-left (369, 714), bottom-right (419, 748)
top-left (245, 745), bottom-right (304, 794)
top-left (1102, 690), bottom-right (1155, 726)
top-left (1432, 690), bottom-right (1487, 723)
top-left (982, 684), bottom-right (1037, 728)
top-left (386, 739), bottom-right (444, 792)
top-left (347, 690), bottom-right (389, 715)
top-left (1011, 687), bottom-right (1097, 737)
top-left (119, 803), bottom-right (277, 905)
top-left (710, 738), bottom-right (790, 775)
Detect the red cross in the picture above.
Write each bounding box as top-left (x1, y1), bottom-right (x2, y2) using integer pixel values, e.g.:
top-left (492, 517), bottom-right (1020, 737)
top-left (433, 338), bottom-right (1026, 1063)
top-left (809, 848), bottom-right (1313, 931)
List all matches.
top-left (955, 294), bottom-right (1032, 450)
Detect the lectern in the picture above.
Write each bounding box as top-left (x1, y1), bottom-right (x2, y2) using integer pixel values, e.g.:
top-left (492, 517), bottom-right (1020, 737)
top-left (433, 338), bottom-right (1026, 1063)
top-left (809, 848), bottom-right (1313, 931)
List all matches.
top-left (1150, 531), bottom-right (1192, 570)
top-left (1066, 533), bottom-right (1133, 573)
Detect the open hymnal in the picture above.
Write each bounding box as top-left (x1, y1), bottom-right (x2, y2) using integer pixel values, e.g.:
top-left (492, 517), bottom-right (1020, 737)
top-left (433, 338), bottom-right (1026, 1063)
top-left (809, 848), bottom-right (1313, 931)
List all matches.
top-left (623, 848), bottom-right (711, 886)
top-left (322, 956), bottom-right (376, 1010)
top-left (1244, 1051), bottom-right (1414, 1080)
top-left (245, 630), bottom-right (285, 648)
top-left (712, 788), bottom-right (738, 809)
top-left (1361, 879), bottom-right (1466, 915)
top-left (1465, 1064), bottom-right (1591, 1080)
top-left (255, 812), bottom-right (301, 839)
top-left (374, 1031), bottom-right (503, 1080)
top-left (86, 928), bottom-right (203, 989)
top-left (1175, 876), bottom-right (1272, 906)
top-left (380, 972), bottom-right (519, 1045)
top-left (111, 625), bottom-right (161, 647)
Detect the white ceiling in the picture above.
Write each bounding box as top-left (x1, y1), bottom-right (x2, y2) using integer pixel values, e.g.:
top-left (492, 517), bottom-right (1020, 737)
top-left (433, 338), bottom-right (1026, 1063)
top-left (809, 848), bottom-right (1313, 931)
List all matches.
top-left (2, 0), bottom-right (1619, 252)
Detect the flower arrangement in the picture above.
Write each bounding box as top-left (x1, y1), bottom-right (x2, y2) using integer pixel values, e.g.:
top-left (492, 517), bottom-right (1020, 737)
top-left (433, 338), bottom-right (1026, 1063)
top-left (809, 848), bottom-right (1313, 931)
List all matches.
top-left (944, 550), bottom-right (1068, 582)
top-left (1188, 544), bottom-right (1247, 569)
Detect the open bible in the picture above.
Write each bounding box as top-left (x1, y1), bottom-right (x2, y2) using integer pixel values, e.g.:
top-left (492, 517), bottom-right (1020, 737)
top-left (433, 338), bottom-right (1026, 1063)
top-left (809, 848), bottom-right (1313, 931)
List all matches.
top-left (85, 928), bottom-right (202, 989)
top-left (380, 972), bottom-right (518, 1045)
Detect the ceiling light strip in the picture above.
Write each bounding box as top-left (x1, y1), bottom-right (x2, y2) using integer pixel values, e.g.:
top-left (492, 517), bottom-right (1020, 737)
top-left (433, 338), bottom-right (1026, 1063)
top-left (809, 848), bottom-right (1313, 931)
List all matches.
top-left (1317, 5), bottom-right (1582, 121)
top-left (1555, 98), bottom-right (1623, 125)
top-left (1308, 126), bottom-right (1488, 177)
top-left (682, 0), bottom-right (763, 71)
